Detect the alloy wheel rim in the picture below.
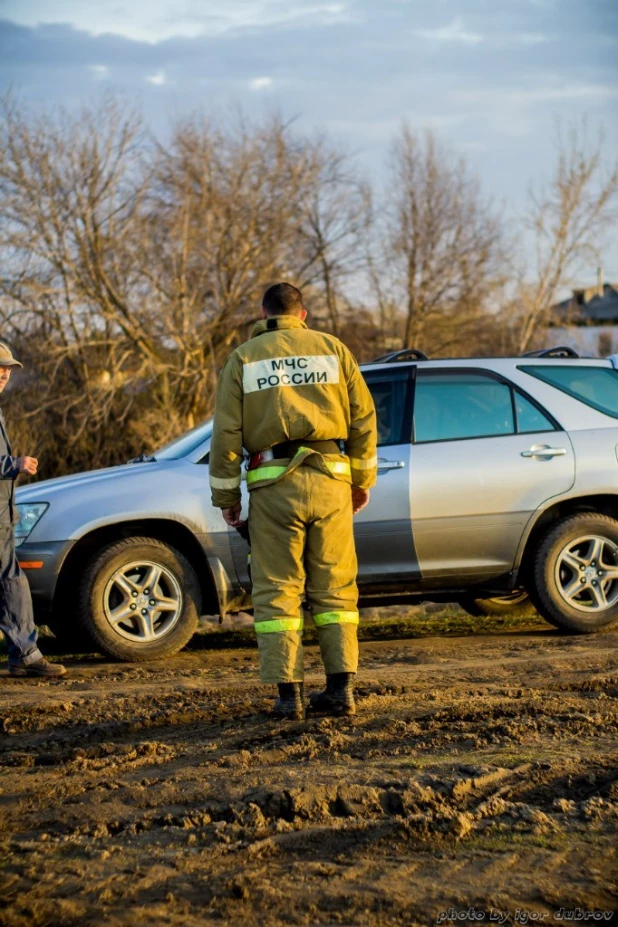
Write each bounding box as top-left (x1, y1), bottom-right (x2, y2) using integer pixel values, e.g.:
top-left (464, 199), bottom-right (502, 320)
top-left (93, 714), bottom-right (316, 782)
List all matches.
top-left (554, 534), bottom-right (618, 614)
top-left (103, 560), bottom-right (183, 642)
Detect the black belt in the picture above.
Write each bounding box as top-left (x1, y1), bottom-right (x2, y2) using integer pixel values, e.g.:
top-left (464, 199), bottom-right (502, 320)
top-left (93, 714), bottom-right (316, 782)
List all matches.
top-left (270, 439), bottom-right (343, 459)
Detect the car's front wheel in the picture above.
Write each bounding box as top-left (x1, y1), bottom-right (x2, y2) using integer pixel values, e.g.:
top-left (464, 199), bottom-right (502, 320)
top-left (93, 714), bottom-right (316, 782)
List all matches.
top-left (531, 513), bottom-right (618, 633)
top-left (77, 537), bottom-right (201, 660)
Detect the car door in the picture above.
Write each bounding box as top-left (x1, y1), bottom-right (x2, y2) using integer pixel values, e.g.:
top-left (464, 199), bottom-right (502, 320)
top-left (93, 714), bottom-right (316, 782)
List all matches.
top-left (354, 366), bottom-right (420, 592)
top-left (410, 368), bottom-right (576, 584)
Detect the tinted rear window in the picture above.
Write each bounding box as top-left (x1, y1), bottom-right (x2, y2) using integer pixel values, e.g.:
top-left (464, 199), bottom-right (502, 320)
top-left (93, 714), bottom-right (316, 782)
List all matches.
top-left (414, 373), bottom-right (514, 442)
top-left (520, 366), bottom-right (618, 419)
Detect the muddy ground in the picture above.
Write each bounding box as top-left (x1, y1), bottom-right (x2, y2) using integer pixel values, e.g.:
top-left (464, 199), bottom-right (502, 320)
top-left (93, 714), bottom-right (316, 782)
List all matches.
top-left (1, 609), bottom-right (617, 927)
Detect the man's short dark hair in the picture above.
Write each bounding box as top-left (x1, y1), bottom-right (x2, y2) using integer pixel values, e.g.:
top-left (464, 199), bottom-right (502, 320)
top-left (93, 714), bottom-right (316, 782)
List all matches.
top-left (262, 282), bottom-right (304, 316)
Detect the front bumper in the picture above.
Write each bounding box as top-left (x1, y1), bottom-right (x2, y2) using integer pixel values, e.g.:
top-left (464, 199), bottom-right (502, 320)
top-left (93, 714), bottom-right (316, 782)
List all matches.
top-left (16, 540), bottom-right (76, 620)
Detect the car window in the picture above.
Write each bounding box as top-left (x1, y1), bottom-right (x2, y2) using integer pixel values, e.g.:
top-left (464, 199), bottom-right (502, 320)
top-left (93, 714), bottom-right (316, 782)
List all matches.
top-left (362, 369), bottom-right (411, 446)
top-left (514, 392), bottom-right (556, 434)
top-left (414, 372), bottom-right (514, 443)
top-left (519, 365), bottom-right (618, 419)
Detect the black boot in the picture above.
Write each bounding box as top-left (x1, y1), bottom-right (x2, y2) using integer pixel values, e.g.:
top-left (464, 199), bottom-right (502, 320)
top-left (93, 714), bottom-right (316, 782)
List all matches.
top-left (9, 658), bottom-right (67, 677)
top-left (309, 673), bottom-right (356, 717)
top-left (272, 682), bottom-right (305, 720)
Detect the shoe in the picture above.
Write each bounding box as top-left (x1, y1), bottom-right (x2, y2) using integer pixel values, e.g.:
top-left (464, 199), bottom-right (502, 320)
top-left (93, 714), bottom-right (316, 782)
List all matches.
top-left (9, 658), bottom-right (67, 677)
top-left (272, 682), bottom-right (305, 720)
top-left (309, 673), bottom-right (356, 717)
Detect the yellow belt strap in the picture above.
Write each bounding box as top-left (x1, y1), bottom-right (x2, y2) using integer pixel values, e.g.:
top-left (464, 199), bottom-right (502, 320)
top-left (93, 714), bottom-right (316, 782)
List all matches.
top-left (246, 456), bottom-right (351, 486)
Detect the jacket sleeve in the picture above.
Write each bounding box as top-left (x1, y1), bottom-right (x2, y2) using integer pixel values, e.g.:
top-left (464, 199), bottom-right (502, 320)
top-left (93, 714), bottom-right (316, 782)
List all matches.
top-left (209, 353), bottom-right (244, 508)
top-left (0, 455), bottom-right (20, 480)
top-left (342, 347), bottom-right (378, 490)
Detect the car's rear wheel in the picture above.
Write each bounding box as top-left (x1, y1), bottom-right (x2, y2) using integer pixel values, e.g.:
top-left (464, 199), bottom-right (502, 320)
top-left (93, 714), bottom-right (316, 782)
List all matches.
top-left (458, 589), bottom-right (535, 618)
top-left (531, 513), bottom-right (618, 633)
top-left (77, 537), bottom-right (201, 660)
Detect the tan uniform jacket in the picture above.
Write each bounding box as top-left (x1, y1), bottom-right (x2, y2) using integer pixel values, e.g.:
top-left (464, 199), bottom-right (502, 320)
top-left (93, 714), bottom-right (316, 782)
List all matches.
top-left (209, 316), bottom-right (377, 508)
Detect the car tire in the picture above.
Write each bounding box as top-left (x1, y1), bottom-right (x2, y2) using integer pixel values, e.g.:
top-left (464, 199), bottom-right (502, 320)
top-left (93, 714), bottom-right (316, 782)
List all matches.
top-left (458, 589), bottom-right (535, 618)
top-left (77, 537), bottom-right (201, 661)
top-left (531, 513), bottom-right (618, 633)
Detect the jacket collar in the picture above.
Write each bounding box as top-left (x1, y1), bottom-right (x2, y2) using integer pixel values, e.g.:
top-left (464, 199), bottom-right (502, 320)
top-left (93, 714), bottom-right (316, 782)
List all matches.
top-left (251, 316), bottom-right (308, 338)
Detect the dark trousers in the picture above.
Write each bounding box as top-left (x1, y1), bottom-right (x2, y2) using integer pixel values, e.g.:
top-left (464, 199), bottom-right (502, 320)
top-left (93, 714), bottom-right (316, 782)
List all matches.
top-left (0, 527), bottom-right (42, 666)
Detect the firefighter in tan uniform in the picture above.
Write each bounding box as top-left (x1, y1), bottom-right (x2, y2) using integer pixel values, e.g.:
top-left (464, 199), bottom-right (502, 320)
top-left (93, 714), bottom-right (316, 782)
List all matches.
top-left (210, 283), bottom-right (377, 719)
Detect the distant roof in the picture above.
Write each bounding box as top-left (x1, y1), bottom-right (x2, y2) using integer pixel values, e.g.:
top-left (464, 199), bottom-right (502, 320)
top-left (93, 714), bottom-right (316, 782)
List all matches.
top-left (552, 283), bottom-right (618, 325)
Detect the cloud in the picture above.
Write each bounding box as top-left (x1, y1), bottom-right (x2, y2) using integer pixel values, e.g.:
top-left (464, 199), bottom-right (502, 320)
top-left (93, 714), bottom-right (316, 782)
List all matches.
top-left (508, 83), bottom-right (618, 103)
top-left (0, 0), bottom-right (355, 43)
top-left (145, 68), bottom-right (166, 85)
top-left (249, 76), bottom-right (273, 91)
top-left (89, 63), bottom-right (109, 79)
top-left (413, 17), bottom-right (484, 44)
top-left (517, 32), bottom-right (549, 44)
top-left (1, 4), bottom-right (617, 157)
top-left (411, 17), bottom-right (552, 48)
top-left (454, 83), bottom-right (618, 106)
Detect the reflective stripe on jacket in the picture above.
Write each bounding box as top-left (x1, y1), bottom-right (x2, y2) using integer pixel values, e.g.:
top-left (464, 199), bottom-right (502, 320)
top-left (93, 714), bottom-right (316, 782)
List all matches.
top-left (209, 316), bottom-right (377, 508)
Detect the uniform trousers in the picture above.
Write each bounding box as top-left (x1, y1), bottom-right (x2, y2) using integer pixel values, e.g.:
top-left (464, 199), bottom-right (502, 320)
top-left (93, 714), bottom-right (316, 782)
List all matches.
top-left (0, 526), bottom-right (42, 666)
top-left (248, 466), bottom-right (359, 683)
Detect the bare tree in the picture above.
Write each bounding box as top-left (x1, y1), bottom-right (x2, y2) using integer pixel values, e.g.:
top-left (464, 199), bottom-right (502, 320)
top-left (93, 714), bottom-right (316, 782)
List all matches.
top-left (379, 125), bottom-right (504, 354)
top-left (151, 114), bottom-right (373, 421)
top-left (517, 121), bottom-right (618, 353)
top-left (0, 93), bottom-right (151, 465)
top-left (0, 96), bottom-right (371, 475)
top-left (136, 113), bottom-right (313, 427)
top-left (293, 139), bottom-right (371, 336)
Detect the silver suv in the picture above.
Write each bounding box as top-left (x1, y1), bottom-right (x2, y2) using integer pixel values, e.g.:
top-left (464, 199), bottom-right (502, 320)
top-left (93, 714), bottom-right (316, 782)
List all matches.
top-left (14, 347), bottom-right (618, 661)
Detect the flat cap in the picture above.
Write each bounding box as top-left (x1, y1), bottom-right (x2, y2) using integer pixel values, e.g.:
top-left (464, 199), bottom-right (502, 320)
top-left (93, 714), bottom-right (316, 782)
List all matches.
top-left (0, 342), bottom-right (23, 368)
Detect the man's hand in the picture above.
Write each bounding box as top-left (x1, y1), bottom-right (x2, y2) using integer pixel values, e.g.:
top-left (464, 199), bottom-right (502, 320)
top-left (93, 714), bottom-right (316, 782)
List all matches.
top-left (18, 456), bottom-right (38, 476)
top-left (221, 503), bottom-right (245, 528)
top-left (351, 487), bottom-right (370, 515)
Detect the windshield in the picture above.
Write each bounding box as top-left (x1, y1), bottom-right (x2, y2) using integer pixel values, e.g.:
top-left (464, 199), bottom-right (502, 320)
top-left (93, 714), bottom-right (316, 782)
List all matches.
top-left (154, 419), bottom-right (213, 460)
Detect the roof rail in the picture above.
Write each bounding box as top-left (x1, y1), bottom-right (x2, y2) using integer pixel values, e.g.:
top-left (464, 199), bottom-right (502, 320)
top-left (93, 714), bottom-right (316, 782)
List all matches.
top-left (372, 348), bottom-right (429, 363)
top-left (521, 346), bottom-right (580, 358)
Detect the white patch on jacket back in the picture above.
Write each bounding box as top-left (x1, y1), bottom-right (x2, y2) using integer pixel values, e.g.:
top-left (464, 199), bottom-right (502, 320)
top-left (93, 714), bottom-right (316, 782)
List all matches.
top-left (243, 355), bottom-right (340, 393)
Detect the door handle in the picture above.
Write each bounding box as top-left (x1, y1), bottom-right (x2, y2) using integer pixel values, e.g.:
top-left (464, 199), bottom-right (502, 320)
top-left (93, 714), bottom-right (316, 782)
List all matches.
top-left (521, 445), bottom-right (567, 459)
top-left (377, 458), bottom-right (405, 471)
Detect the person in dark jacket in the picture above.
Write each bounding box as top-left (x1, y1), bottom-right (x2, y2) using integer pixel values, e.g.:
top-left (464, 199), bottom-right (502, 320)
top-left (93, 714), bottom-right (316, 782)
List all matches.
top-left (0, 343), bottom-right (65, 677)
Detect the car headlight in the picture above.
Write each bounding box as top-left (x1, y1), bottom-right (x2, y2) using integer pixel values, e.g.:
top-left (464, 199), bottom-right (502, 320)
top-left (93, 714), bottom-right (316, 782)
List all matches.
top-left (14, 503), bottom-right (49, 547)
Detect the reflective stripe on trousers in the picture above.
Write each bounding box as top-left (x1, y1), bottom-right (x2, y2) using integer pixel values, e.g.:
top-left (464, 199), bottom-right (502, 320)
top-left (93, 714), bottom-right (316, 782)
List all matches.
top-left (312, 611), bottom-right (359, 627)
top-left (254, 617), bottom-right (304, 633)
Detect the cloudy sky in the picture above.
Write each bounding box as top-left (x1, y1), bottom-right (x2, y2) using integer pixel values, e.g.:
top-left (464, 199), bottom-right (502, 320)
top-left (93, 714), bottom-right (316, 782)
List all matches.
top-left (1, 0), bottom-right (617, 281)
